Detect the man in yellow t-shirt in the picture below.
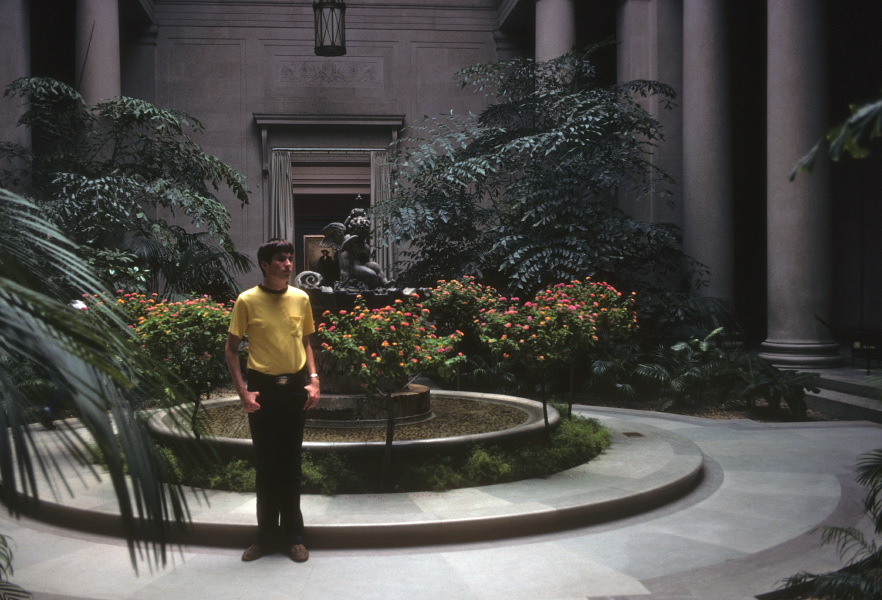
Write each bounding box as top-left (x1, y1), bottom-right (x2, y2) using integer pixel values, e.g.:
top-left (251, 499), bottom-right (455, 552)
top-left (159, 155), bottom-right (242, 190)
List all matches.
top-left (225, 238), bottom-right (320, 564)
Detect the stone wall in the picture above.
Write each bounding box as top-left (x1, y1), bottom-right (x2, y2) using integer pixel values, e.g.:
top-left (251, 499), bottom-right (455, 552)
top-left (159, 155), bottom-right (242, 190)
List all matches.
top-left (144, 1), bottom-right (503, 285)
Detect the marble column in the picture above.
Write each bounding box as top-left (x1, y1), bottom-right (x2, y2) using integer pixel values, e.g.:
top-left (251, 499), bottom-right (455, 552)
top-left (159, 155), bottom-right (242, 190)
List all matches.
top-left (0, 0), bottom-right (31, 183)
top-left (75, 0), bottom-right (121, 104)
top-left (682, 0), bottom-right (733, 303)
top-left (535, 0), bottom-right (576, 61)
top-left (759, 0), bottom-right (841, 366)
top-left (615, 0), bottom-right (683, 226)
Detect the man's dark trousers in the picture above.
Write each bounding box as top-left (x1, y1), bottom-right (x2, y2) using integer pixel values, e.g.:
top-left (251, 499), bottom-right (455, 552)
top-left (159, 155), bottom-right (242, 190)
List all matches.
top-left (247, 369), bottom-right (307, 548)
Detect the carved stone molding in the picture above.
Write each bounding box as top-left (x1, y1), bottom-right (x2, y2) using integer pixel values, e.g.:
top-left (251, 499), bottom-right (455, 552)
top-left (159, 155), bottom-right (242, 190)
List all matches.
top-left (277, 59), bottom-right (382, 87)
top-left (253, 114), bottom-right (405, 177)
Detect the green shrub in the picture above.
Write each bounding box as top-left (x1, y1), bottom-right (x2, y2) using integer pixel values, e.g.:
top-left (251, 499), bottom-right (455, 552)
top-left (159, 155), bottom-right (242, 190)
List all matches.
top-left (204, 459), bottom-right (256, 492)
top-left (123, 415), bottom-right (612, 494)
top-left (133, 294), bottom-right (235, 399)
top-left (634, 327), bottom-right (734, 405)
top-left (733, 354), bottom-right (820, 420)
top-left (463, 446), bottom-right (513, 482)
top-left (317, 296), bottom-right (464, 394)
top-left (397, 415), bottom-right (612, 492)
top-left (512, 415), bottom-right (612, 479)
top-left (301, 453), bottom-right (363, 495)
top-left (154, 444), bottom-right (186, 484)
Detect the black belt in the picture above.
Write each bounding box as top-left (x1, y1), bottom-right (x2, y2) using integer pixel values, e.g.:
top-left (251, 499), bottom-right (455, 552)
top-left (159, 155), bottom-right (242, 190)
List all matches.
top-left (247, 369), bottom-right (303, 387)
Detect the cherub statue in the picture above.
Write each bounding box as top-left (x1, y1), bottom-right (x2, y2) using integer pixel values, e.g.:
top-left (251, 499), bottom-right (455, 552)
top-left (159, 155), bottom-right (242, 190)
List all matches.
top-left (300, 204), bottom-right (391, 291)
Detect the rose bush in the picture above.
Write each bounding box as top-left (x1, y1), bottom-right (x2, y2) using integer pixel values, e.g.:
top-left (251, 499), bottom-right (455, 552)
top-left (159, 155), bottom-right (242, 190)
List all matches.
top-left (317, 295), bottom-right (464, 395)
top-left (133, 295), bottom-right (235, 399)
top-left (86, 292), bottom-right (236, 400)
top-left (421, 277), bottom-right (637, 395)
top-left (474, 279), bottom-right (637, 421)
top-left (480, 281), bottom-right (636, 366)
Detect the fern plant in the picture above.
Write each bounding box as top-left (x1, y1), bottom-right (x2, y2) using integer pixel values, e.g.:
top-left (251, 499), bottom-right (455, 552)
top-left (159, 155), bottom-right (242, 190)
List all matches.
top-left (733, 354), bottom-right (820, 420)
top-left (634, 328), bottom-right (732, 406)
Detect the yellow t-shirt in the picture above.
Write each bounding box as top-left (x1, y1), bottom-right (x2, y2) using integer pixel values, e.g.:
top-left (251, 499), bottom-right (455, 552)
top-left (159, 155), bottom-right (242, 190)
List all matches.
top-left (228, 285), bottom-right (316, 375)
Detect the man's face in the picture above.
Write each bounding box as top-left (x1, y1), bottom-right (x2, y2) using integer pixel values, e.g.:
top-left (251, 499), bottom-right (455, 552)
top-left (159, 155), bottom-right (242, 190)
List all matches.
top-left (263, 252), bottom-right (293, 280)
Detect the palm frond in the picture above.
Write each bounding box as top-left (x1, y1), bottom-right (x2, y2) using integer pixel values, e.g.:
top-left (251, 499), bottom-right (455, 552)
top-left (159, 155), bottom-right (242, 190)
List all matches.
top-left (0, 188), bottom-right (195, 570)
top-left (784, 569), bottom-right (882, 600)
top-left (856, 449), bottom-right (882, 533)
top-left (820, 526), bottom-right (877, 564)
top-left (0, 581), bottom-right (32, 600)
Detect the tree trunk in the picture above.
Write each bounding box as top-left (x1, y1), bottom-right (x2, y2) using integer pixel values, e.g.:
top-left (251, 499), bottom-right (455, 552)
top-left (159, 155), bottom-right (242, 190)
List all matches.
top-left (568, 361), bottom-right (575, 419)
top-left (191, 398), bottom-right (201, 441)
top-left (381, 393), bottom-right (395, 489)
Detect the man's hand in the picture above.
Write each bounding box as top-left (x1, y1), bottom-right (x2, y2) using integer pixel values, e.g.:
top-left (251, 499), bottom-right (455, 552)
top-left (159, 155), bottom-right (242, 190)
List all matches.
top-left (304, 379), bottom-right (320, 410)
top-left (240, 390), bottom-right (261, 413)
top-left (302, 334), bottom-right (320, 410)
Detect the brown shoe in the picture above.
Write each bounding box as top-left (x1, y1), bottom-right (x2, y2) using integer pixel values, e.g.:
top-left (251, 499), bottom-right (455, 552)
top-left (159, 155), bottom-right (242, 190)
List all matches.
top-left (241, 544), bottom-right (270, 562)
top-left (289, 544), bottom-right (309, 563)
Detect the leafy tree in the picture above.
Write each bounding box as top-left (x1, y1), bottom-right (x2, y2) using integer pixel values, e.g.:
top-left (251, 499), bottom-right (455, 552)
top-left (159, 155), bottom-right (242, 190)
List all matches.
top-left (0, 188), bottom-right (198, 570)
top-left (317, 297), bottom-right (464, 487)
top-left (792, 93), bottom-right (882, 178)
top-left (0, 77), bottom-right (251, 299)
top-left (380, 48), bottom-right (696, 306)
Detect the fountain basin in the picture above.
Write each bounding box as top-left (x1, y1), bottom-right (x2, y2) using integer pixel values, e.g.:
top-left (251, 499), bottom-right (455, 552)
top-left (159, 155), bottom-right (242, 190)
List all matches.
top-left (307, 384), bottom-right (432, 427)
top-left (145, 390), bottom-right (559, 461)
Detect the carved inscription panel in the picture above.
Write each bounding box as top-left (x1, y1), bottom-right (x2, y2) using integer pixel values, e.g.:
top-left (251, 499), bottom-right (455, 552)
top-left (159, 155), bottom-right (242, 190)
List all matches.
top-left (279, 60), bottom-right (382, 87)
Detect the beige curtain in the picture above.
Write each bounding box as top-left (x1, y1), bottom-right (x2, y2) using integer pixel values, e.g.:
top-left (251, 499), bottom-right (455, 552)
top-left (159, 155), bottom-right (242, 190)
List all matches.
top-left (269, 150), bottom-right (294, 242)
top-left (370, 150), bottom-right (393, 277)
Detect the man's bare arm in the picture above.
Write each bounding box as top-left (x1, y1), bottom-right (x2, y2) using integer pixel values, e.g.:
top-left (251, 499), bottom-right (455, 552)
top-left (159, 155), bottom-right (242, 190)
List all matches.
top-left (225, 333), bottom-right (260, 413)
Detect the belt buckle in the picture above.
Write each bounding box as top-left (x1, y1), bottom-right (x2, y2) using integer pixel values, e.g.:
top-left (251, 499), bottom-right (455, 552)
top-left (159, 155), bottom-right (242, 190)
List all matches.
top-left (275, 375), bottom-right (290, 386)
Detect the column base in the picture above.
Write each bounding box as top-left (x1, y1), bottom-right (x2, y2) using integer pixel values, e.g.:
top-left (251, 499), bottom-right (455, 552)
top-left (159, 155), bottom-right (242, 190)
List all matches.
top-left (758, 340), bottom-right (843, 368)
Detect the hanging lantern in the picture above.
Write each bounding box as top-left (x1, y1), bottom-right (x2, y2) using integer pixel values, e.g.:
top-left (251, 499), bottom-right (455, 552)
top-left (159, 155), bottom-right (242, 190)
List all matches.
top-left (313, 0), bottom-right (346, 57)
